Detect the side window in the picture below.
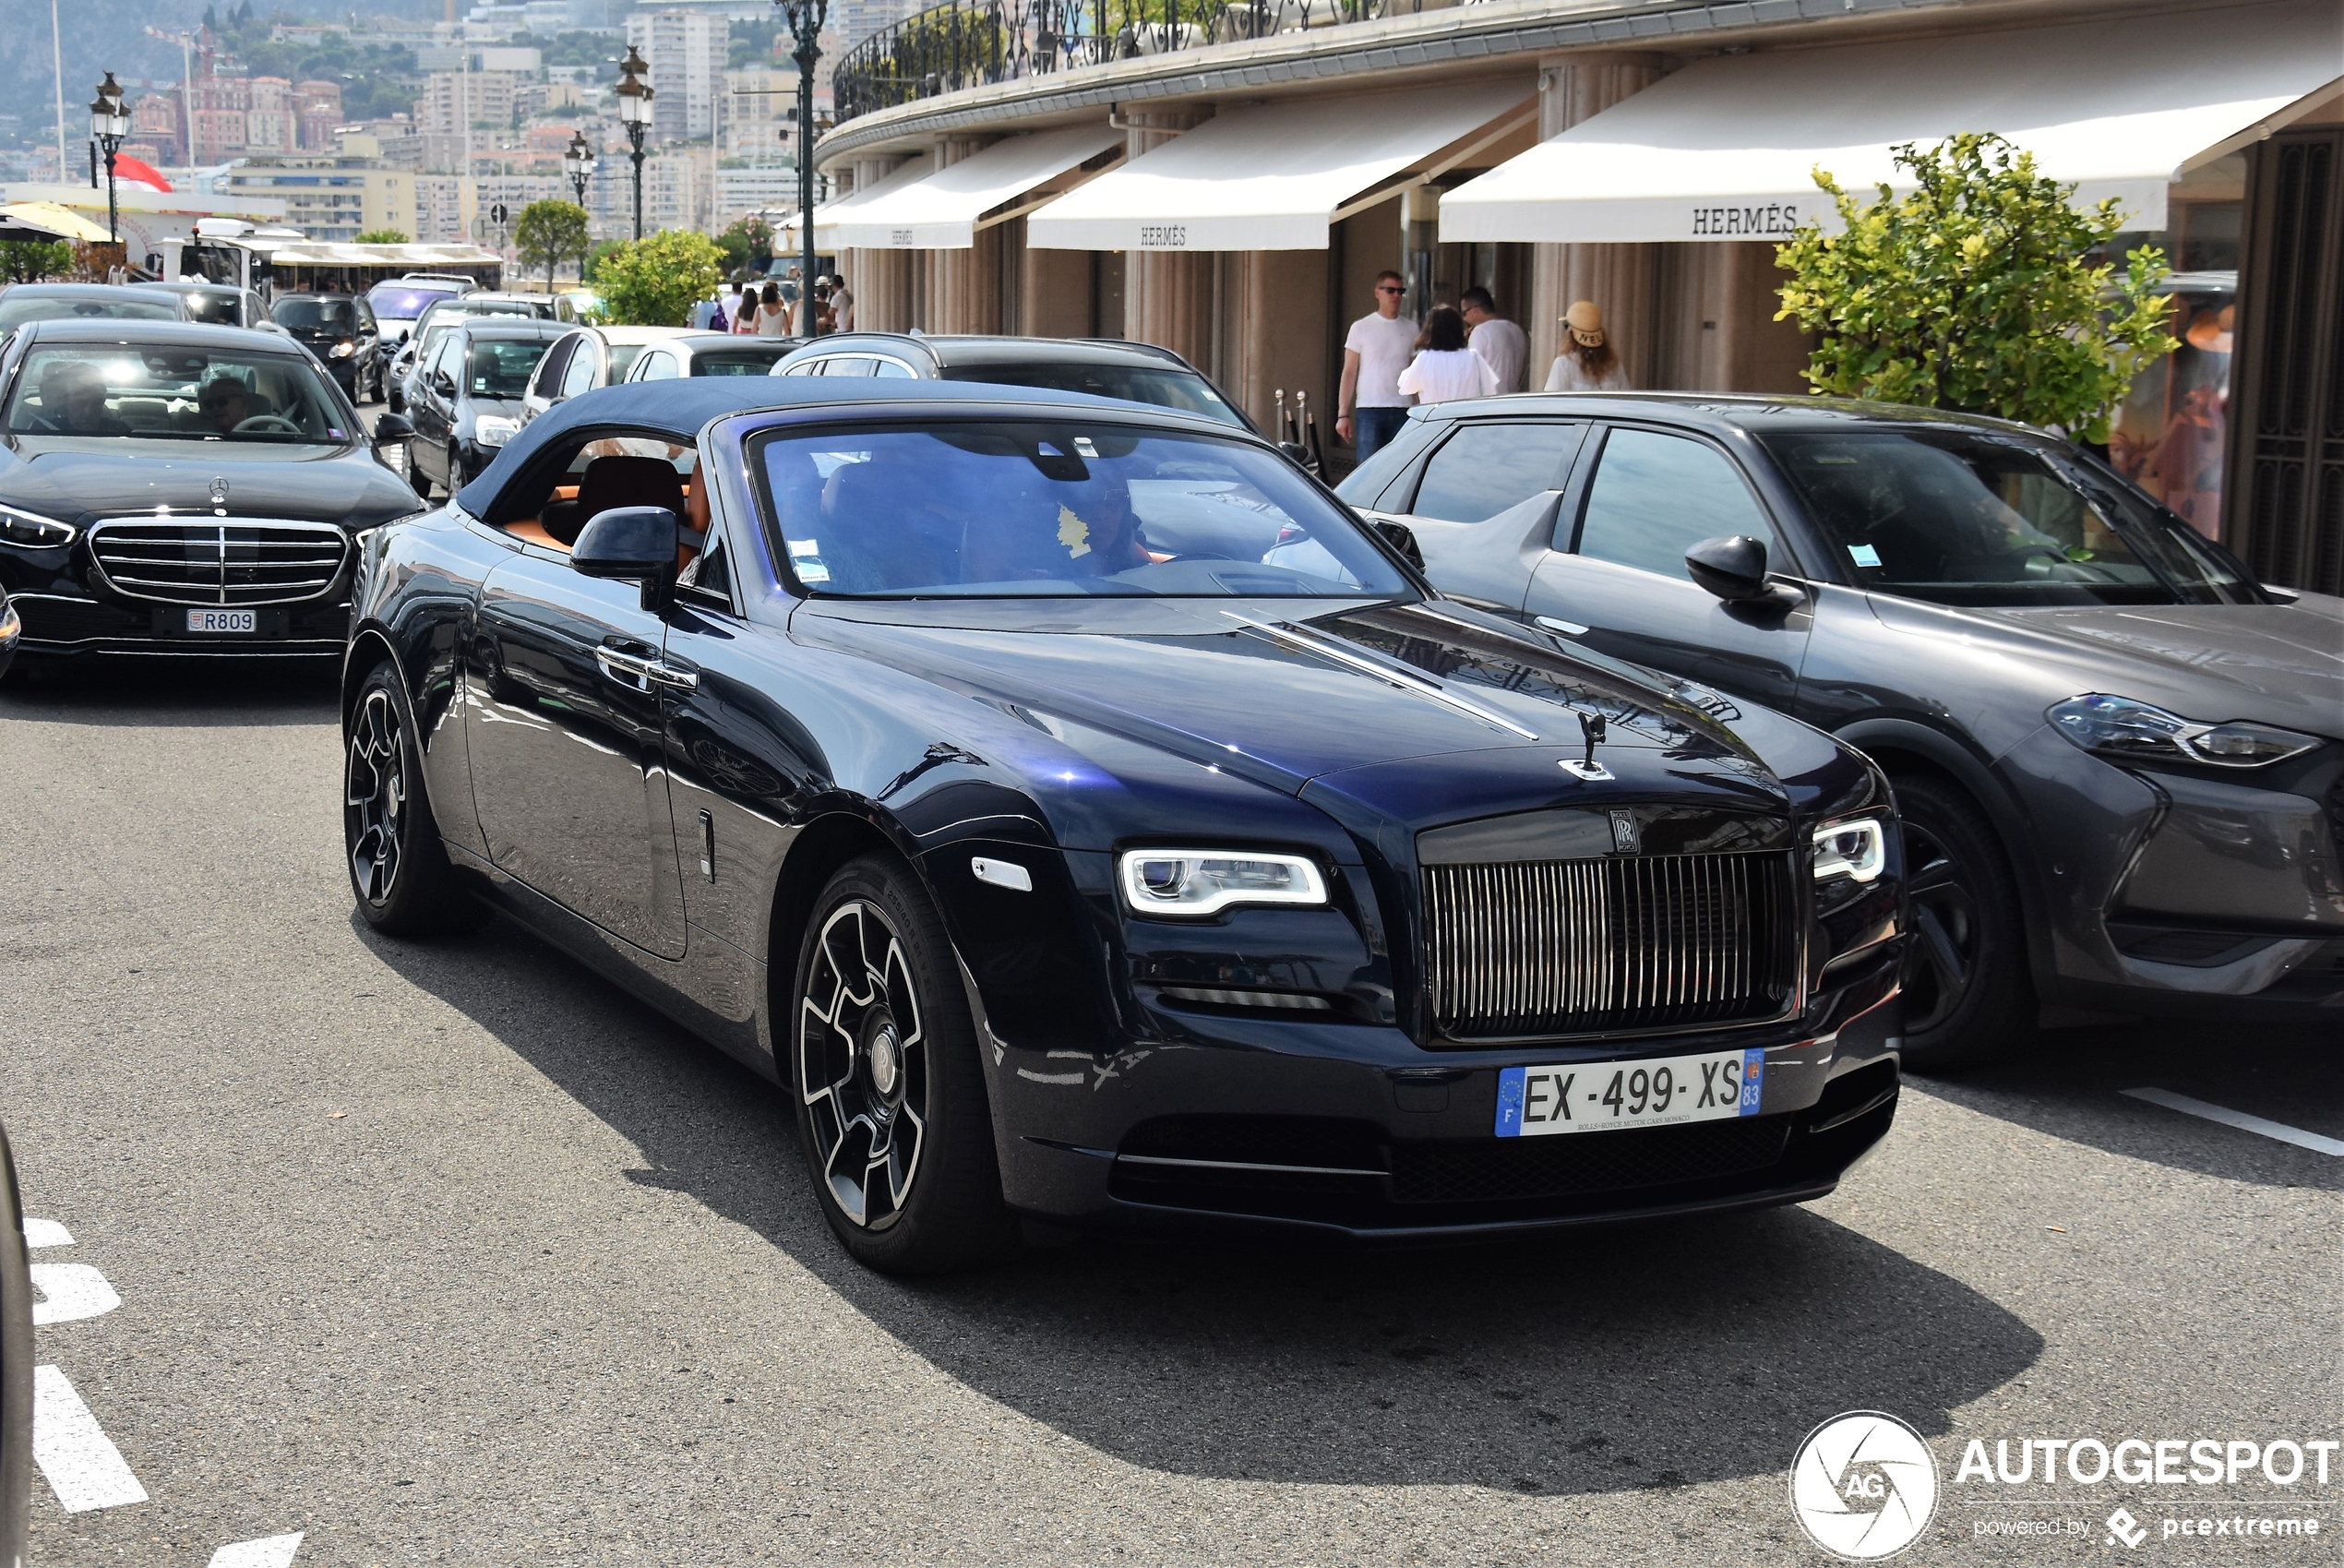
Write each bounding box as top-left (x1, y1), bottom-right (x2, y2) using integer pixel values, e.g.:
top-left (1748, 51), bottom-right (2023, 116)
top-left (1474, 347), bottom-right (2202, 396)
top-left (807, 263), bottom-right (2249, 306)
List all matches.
top-left (821, 355), bottom-right (876, 378)
top-left (677, 528), bottom-right (734, 604)
top-left (783, 359), bottom-right (826, 377)
top-left (1573, 427), bottom-right (1776, 581)
top-left (433, 337), bottom-right (465, 385)
top-left (1408, 421), bottom-right (1583, 523)
top-left (870, 357), bottom-right (916, 379)
top-left (531, 338), bottom-right (573, 398)
top-left (639, 351), bottom-right (679, 381)
top-left (558, 342), bottom-right (597, 401)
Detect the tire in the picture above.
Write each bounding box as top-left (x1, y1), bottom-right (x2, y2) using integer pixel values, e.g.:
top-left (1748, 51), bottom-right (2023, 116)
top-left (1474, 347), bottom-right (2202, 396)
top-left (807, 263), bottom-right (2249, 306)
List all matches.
top-left (344, 662), bottom-right (483, 938)
top-left (1892, 773), bottom-right (2034, 1072)
top-left (789, 856), bottom-right (1016, 1274)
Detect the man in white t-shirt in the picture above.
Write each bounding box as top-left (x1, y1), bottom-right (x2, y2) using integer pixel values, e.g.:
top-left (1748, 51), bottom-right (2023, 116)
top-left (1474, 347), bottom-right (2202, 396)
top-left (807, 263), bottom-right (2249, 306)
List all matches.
top-left (1460, 287), bottom-right (1528, 395)
top-left (830, 273), bottom-right (855, 332)
top-left (1336, 270), bottom-right (1417, 462)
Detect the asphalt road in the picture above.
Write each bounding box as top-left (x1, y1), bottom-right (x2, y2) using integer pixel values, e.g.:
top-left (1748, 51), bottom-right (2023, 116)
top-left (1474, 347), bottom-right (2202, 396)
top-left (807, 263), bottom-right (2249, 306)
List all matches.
top-left (0, 658), bottom-right (2337, 1567)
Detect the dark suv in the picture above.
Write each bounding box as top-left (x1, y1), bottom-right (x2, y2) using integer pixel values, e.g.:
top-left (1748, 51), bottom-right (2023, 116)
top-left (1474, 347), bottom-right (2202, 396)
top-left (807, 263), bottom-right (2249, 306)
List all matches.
top-left (270, 293), bottom-right (387, 403)
top-left (1345, 393), bottom-right (2344, 1069)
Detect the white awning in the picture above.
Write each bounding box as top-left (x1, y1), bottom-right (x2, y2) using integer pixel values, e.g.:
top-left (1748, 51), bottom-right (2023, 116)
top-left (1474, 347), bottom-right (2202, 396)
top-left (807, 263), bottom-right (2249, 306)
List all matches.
top-left (831, 125), bottom-right (1124, 250)
top-left (1029, 80), bottom-right (1536, 252)
top-left (783, 158), bottom-right (937, 246)
top-left (1441, 0), bottom-right (2344, 245)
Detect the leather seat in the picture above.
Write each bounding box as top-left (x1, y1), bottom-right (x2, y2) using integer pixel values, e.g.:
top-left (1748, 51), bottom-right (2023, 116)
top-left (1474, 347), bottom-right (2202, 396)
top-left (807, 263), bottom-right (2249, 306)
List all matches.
top-left (542, 454), bottom-right (688, 545)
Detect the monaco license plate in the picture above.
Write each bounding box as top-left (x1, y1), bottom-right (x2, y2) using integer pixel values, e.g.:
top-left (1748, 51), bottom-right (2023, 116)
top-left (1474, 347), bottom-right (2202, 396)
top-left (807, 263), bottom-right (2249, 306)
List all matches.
top-left (1496, 1048), bottom-right (1764, 1138)
top-left (185, 609), bottom-right (257, 634)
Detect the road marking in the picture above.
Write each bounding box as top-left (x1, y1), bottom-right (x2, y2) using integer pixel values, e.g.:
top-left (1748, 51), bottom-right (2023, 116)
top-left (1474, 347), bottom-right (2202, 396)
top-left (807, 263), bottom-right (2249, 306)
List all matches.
top-left (30, 1264), bottom-right (121, 1326)
top-left (2122, 1087), bottom-right (2344, 1157)
top-left (208, 1532), bottom-right (305, 1567)
top-left (31, 1365), bottom-right (147, 1512)
top-left (22, 1218), bottom-right (72, 1249)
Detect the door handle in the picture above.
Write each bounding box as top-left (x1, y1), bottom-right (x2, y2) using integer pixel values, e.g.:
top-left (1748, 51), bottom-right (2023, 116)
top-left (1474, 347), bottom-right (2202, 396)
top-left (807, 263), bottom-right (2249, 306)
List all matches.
top-left (595, 646), bottom-right (698, 692)
top-left (1536, 614), bottom-right (1588, 637)
top-left (643, 662), bottom-right (698, 692)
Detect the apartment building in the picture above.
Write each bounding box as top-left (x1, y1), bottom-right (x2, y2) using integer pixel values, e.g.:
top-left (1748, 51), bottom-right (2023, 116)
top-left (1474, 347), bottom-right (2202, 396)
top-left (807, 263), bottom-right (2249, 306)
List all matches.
top-left (222, 155), bottom-right (416, 243)
top-left (626, 10), bottom-right (726, 142)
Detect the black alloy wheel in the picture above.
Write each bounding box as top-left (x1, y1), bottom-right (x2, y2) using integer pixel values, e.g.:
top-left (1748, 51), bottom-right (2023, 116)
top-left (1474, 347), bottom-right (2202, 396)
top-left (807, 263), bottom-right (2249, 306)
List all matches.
top-left (1892, 773), bottom-right (2032, 1071)
top-left (791, 856), bottom-right (1015, 1274)
top-left (343, 664), bottom-right (481, 937)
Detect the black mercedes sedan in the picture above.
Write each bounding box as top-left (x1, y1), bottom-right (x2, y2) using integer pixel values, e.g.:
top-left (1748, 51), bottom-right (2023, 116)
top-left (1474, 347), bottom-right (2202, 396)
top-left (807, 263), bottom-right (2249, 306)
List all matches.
top-left (0, 320), bottom-right (423, 664)
top-left (1346, 394), bottom-right (2344, 1069)
top-left (345, 377), bottom-right (1905, 1272)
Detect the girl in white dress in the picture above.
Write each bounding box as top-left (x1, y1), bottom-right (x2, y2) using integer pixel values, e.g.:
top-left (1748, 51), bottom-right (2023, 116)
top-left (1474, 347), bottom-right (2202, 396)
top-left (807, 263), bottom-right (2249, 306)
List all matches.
top-left (1396, 306), bottom-right (1498, 404)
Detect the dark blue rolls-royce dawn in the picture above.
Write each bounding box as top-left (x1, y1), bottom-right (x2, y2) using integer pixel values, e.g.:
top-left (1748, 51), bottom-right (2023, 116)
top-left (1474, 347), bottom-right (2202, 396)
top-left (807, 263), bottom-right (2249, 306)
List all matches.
top-left (342, 378), bottom-right (1907, 1273)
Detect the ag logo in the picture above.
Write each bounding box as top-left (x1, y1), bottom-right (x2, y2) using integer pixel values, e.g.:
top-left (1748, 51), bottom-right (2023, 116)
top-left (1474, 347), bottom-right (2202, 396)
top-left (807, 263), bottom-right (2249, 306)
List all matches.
top-left (1788, 1411), bottom-right (1939, 1560)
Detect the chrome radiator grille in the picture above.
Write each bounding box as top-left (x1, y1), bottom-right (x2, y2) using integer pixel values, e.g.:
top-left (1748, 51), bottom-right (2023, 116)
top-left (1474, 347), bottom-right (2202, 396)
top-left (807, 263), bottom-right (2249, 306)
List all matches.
top-left (1422, 853), bottom-right (1797, 1039)
top-left (89, 520), bottom-right (348, 606)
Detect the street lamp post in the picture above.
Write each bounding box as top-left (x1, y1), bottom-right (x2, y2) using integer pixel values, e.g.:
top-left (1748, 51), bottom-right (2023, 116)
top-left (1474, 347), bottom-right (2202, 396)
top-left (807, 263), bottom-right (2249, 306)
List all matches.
top-left (615, 46), bottom-right (652, 243)
top-left (776, 0), bottom-right (829, 338)
top-left (563, 131), bottom-right (598, 285)
top-left (87, 72), bottom-right (129, 249)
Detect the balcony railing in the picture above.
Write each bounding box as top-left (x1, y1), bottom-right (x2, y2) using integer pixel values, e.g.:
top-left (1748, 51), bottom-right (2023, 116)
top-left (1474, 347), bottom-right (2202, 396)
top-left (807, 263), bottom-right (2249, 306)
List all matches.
top-left (831, 0), bottom-right (1397, 126)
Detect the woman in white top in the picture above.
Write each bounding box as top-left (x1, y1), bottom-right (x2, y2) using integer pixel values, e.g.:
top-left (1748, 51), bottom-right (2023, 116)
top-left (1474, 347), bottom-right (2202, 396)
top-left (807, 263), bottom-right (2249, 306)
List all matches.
top-left (755, 281), bottom-right (792, 337)
top-left (1544, 298), bottom-right (1632, 392)
top-left (1396, 306), bottom-right (1498, 404)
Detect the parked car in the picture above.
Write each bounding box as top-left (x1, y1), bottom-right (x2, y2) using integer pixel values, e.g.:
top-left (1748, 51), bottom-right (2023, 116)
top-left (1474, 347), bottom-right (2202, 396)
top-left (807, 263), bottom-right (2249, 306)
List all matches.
top-left (770, 333), bottom-right (1255, 431)
top-left (386, 293), bottom-right (559, 412)
top-left (392, 317), bottom-right (567, 497)
top-left (128, 280), bottom-right (280, 333)
top-left (519, 325), bottom-right (691, 423)
top-left (1349, 392), bottom-right (2344, 1068)
top-left (623, 332), bottom-right (803, 381)
top-left (343, 377), bottom-right (1905, 1271)
top-left (0, 320), bottom-right (420, 663)
top-left (363, 277), bottom-right (472, 346)
top-left (0, 282), bottom-right (179, 337)
top-left (270, 292), bottom-right (388, 403)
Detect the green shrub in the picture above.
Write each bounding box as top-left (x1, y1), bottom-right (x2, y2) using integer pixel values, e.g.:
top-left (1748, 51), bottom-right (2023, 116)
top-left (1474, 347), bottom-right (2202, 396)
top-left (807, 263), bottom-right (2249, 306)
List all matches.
top-left (588, 230), bottom-right (725, 327)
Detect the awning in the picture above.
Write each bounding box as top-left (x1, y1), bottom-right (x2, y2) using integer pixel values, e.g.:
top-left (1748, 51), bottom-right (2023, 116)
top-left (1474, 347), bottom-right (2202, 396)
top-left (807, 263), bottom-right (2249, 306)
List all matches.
top-left (783, 159), bottom-right (938, 248)
top-left (1441, 0), bottom-right (2344, 245)
top-left (1029, 81), bottom-right (1536, 252)
top-left (831, 125), bottom-right (1124, 250)
top-left (269, 242), bottom-right (502, 266)
top-left (0, 202), bottom-right (113, 244)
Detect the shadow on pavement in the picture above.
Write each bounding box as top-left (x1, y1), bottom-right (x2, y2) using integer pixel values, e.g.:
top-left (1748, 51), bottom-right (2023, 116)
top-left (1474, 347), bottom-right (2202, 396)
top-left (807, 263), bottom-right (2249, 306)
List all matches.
top-left (0, 655), bottom-right (338, 725)
top-left (360, 910), bottom-right (2044, 1494)
top-left (1907, 1021), bottom-right (2344, 1192)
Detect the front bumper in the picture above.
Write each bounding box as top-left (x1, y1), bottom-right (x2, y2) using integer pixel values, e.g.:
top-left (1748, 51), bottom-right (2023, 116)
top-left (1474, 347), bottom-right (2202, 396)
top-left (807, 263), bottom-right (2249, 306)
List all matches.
top-left (979, 947), bottom-right (1903, 1241)
top-left (6, 592), bottom-right (352, 658)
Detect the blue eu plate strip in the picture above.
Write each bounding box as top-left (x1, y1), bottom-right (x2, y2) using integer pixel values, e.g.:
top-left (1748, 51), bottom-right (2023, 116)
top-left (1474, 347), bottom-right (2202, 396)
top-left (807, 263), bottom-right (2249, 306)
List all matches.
top-left (1740, 1048), bottom-right (1764, 1115)
top-left (1494, 1066), bottom-right (1525, 1138)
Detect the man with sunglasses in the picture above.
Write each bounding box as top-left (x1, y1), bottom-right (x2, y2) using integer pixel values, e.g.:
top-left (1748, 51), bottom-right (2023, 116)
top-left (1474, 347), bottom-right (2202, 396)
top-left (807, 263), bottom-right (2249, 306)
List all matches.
top-left (1335, 270), bottom-right (1417, 462)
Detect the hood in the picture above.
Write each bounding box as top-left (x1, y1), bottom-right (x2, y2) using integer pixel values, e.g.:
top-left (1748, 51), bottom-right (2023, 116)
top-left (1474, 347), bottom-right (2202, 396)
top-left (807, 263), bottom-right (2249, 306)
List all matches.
top-left (1872, 593), bottom-right (2344, 739)
top-left (0, 441), bottom-right (423, 533)
top-left (797, 596), bottom-right (1869, 844)
top-left (460, 397), bottom-right (527, 423)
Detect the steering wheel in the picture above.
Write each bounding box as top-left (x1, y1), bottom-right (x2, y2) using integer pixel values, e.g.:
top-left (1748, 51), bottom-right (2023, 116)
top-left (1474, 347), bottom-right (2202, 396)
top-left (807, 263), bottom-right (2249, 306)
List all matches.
top-left (233, 414), bottom-right (304, 435)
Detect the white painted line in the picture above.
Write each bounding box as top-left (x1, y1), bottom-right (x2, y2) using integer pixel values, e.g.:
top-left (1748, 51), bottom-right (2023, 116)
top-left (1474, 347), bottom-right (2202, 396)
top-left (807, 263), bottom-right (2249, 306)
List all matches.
top-left (30, 1264), bottom-right (121, 1326)
top-left (31, 1365), bottom-right (147, 1512)
top-left (2122, 1087), bottom-right (2344, 1157)
top-left (208, 1532), bottom-right (305, 1568)
top-left (21, 1218), bottom-right (73, 1249)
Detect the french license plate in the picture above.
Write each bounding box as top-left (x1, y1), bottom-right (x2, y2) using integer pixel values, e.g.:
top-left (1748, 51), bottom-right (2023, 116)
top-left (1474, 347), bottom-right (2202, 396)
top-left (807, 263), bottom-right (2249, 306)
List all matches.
top-left (1496, 1048), bottom-right (1764, 1137)
top-left (186, 609), bottom-right (257, 634)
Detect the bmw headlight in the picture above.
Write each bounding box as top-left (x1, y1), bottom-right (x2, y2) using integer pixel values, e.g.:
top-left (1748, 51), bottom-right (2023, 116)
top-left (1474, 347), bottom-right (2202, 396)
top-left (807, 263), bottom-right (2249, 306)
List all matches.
top-left (1118, 849), bottom-right (1328, 918)
top-left (2049, 693), bottom-right (2321, 769)
top-left (0, 506), bottom-right (76, 548)
top-left (1812, 817), bottom-right (1887, 883)
top-left (473, 416), bottom-right (521, 448)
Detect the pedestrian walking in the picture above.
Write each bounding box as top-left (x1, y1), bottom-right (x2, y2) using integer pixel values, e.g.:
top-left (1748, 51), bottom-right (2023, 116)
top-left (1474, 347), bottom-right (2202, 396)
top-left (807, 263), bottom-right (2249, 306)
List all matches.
top-left (1336, 269), bottom-right (1417, 461)
top-left (755, 281), bottom-right (792, 336)
top-left (1459, 286), bottom-right (1528, 394)
top-left (830, 272), bottom-right (855, 332)
top-left (1397, 305), bottom-right (1499, 405)
top-left (1544, 299), bottom-right (1632, 392)
top-left (731, 281), bottom-right (759, 335)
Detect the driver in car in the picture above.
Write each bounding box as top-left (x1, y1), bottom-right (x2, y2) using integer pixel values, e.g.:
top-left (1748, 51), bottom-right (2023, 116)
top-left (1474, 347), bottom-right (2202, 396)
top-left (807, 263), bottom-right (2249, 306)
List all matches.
top-left (35, 361), bottom-right (129, 436)
top-left (195, 375), bottom-right (253, 436)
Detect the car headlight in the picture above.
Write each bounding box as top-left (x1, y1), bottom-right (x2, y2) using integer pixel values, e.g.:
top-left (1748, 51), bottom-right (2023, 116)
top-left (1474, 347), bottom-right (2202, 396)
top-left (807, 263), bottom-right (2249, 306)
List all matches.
top-left (0, 599), bottom-right (18, 648)
top-left (2049, 693), bottom-right (2322, 770)
top-left (1812, 817), bottom-right (1887, 883)
top-left (1118, 848), bottom-right (1328, 918)
top-left (0, 505), bottom-right (76, 548)
top-left (473, 416), bottom-right (521, 448)
top-left (329, 340), bottom-right (357, 357)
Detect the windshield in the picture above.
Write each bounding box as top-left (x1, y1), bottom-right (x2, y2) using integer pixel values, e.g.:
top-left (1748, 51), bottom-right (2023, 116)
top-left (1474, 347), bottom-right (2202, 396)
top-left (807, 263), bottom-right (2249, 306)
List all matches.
top-left (5, 344), bottom-right (351, 444)
top-left (466, 338), bottom-right (552, 399)
top-left (938, 362), bottom-right (1246, 427)
top-left (274, 297), bottom-right (355, 332)
top-left (0, 293), bottom-right (178, 333)
top-left (759, 422), bottom-right (1411, 599)
top-left (1764, 429), bottom-right (2259, 607)
top-left (181, 291), bottom-right (241, 326)
top-left (366, 284), bottom-right (459, 319)
top-left (694, 348), bottom-right (790, 376)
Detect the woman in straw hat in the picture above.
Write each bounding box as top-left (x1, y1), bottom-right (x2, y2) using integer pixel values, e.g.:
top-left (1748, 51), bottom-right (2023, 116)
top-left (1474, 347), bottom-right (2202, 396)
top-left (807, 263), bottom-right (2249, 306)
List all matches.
top-left (1544, 299), bottom-right (1631, 392)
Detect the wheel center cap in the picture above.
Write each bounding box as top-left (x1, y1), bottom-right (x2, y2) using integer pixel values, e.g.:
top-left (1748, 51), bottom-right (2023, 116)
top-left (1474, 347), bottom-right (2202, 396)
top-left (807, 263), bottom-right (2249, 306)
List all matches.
top-left (867, 1028), bottom-right (900, 1097)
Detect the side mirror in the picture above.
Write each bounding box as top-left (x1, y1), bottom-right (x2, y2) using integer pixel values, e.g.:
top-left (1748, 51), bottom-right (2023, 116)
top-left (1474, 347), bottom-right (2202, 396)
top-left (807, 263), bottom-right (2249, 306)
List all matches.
top-left (573, 507), bottom-right (681, 604)
top-left (372, 412), bottom-right (414, 443)
top-left (1685, 534), bottom-right (1774, 601)
top-left (1371, 517), bottom-right (1425, 571)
